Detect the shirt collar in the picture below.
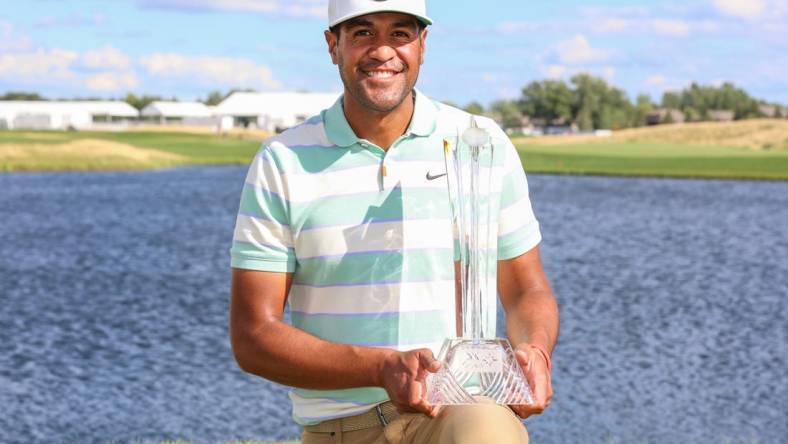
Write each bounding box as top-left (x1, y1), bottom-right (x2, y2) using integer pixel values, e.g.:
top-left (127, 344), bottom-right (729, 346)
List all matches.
top-left (408, 88), bottom-right (438, 137)
top-left (323, 88), bottom-right (438, 148)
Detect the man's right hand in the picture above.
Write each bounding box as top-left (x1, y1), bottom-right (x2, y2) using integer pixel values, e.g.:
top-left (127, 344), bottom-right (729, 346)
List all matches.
top-left (377, 348), bottom-right (442, 417)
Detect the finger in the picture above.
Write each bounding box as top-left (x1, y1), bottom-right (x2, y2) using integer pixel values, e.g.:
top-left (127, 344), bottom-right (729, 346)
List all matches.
top-left (511, 403), bottom-right (544, 419)
top-left (408, 375), bottom-right (430, 405)
top-left (536, 366), bottom-right (553, 401)
top-left (529, 372), bottom-right (550, 406)
top-left (520, 369), bottom-right (550, 412)
top-left (411, 395), bottom-right (438, 417)
top-left (417, 349), bottom-right (442, 373)
top-left (509, 405), bottom-right (529, 419)
top-left (407, 379), bottom-right (438, 416)
top-left (515, 349), bottom-right (532, 371)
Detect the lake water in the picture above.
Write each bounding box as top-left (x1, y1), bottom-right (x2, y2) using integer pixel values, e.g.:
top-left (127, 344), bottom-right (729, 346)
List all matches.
top-left (1, 167), bottom-right (786, 444)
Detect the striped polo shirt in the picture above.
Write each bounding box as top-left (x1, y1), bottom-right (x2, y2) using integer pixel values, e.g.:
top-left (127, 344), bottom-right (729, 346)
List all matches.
top-left (230, 89), bottom-right (541, 425)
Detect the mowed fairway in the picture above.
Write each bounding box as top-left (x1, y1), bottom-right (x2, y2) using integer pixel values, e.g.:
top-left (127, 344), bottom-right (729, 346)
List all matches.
top-left (514, 119), bottom-right (788, 180)
top-left (516, 142), bottom-right (788, 180)
top-left (0, 130), bottom-right (261, 172)
top-left (2, 119), bottom-right (788, 179)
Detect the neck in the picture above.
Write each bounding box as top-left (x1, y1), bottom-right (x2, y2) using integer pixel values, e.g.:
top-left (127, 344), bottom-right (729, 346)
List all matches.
top-left (342, 91), bottom-right (415, 151)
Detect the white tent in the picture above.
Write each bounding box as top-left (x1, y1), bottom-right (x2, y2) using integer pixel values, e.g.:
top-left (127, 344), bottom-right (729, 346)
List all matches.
top-left (0, 101), bottom-right (139, 130)
top-left (140, 101), bottom-right (216, 126)
top-left (215, 92), bottom-right (339, 133)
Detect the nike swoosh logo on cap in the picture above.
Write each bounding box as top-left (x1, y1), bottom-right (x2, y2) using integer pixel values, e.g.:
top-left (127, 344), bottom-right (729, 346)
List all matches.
top-left (426, 172), bottom-right (447, 181)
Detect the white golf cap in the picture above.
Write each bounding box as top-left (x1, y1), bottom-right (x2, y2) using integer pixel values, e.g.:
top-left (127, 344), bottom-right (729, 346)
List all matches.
top-left (328, 0), bottom-right (433, 28)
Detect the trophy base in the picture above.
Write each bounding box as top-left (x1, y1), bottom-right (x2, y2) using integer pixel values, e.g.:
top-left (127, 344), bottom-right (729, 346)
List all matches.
top-left (426, 338), bottom-right (534, 406)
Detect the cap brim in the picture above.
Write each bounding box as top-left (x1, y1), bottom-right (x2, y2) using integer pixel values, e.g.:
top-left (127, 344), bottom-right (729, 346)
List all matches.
top-left (329, 10), bottom-right (432, 28)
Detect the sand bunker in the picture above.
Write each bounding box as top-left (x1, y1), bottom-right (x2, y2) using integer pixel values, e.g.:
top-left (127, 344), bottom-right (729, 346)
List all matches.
top-left (0, 138), bottom-right (186, 170)
top-left (516, 118), bottom-right (788, 151)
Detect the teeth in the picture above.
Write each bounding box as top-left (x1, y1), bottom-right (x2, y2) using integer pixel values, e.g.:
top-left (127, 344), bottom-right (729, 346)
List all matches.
top-left (366, 70), bottom-right (397, 78)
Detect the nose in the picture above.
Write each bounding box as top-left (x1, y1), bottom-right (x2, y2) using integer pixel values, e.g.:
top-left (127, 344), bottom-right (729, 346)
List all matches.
top-left (367, 38), bottom-right (396, 62)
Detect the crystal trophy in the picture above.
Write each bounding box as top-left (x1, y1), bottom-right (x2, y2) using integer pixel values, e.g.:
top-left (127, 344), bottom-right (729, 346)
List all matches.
top-left (426, 117), bottom-right (534, 406)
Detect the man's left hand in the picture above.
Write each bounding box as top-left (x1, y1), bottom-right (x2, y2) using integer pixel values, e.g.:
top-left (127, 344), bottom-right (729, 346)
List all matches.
top-left (510, 343), bottom-right (553, 419)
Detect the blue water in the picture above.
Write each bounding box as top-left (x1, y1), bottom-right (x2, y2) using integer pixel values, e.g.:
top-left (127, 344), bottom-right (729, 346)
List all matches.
top-left (1, 167), bottom-right (786, 443)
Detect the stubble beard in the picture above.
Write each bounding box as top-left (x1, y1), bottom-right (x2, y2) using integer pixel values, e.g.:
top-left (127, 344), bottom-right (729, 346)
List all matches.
top-left (338, 55), bottom-right (417, 114)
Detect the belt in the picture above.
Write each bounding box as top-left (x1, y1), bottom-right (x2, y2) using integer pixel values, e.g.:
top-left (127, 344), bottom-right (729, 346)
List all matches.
top-left (304, 401), bottom-right (400, 433)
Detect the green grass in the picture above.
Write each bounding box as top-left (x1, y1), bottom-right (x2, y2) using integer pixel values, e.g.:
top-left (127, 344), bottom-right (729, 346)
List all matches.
top-left (516, 141), bottom-right (788, 180)
top-left (97, 131), bottom-right (262, 165)
top-left (3, 130), bottom-right (788, 180)
top-left (0, 130), bottom-right (261, 172)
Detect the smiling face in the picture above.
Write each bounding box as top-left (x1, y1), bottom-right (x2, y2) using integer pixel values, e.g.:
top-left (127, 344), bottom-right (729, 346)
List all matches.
top-left (325, 12), bottom-right (428, 114)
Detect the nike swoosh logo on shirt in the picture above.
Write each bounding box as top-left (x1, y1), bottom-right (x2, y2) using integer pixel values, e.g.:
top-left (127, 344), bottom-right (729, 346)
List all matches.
top-left (426, 172), bottom-right (447, 181)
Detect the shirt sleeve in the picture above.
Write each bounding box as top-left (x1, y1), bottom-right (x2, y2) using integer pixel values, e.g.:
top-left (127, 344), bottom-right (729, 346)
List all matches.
top-left (497, 138), bottom-right (542, 260)
top-left (230, 144), bottom-right (297, 272)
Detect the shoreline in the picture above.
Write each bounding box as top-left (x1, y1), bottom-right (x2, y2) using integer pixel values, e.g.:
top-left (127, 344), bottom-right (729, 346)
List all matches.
top-left (2, 126), bottom-right (787, 181)
top-left (3, 162), bottom-right (787, 182)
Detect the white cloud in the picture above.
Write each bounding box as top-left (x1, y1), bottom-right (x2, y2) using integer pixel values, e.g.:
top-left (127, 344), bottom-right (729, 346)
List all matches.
top-left (0, 47), bottom-right (134, 93)
top-left (553, 35), bottom-right (610, 64)
top-left (82, 46), bottom-right (132, 71)
top-left (0, 19), bottom-right (33, 52)
top-left (644, 75), bottom-right (667, 86)
top-left (140, 53), bottom-right (281, 89)
top-left (713, 0), bottom-right (766, 19)
top-left (481, 73), bottom-right (497, 83)
top-left (135, 0), bottom-right (324, 17)
top-left (593, 16), bottom-right (693, 37)
top-left (694, 20), bottom-right (722, 33)
top-left (0, 43), bottom-right (283, 95)
top-left (641, 75), bottom-right (692, 96)
top-left (86, 72), bottom-right (139, 92)
top-left (543, 64), bottom-right (567, 78)
top-left (652, 19), bottom-right (691, 36)
top-left (34, 13), bottom-right (107, 28)
top-left (497, 21), bottom-right (541, 34)
top-left (598, 18), bottom-right (630, 33)
top-left (584, 5), bottom-right (759, 39)
top-left (709, 78), bottom-right (727, 87)
top-left (0, 48), bottom-right (79, 83)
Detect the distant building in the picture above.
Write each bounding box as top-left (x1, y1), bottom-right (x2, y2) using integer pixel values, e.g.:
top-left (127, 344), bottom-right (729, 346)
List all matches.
top-left (510, 115), bottom-right (543, 136)
top-left (215, 91), bottom-right (339, 133)
top-left (708, 109), bottom-right (735, 122)
top-left (758, 105), bottom-right (778, 118)
top-left (140, 101), bottom-right (216, 126)
top-left (518, 116), bottom-right (576, 135)
top-left (646, 109), bottom-right (685, 125)
top-left (0, 101), bottom-right (139, 130)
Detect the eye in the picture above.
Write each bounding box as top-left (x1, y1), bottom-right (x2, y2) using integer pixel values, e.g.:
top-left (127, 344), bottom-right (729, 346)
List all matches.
top-left (354, 29), bottom-right (372, 37)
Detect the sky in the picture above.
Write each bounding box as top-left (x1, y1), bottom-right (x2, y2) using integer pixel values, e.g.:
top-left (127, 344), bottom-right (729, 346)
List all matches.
top-left (1, 0), bottom-right (786, 106)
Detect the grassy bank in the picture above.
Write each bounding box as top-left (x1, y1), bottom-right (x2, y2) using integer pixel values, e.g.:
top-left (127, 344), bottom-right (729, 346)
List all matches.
top-left (0, 130), bottom-right (261, 172)
top-left (515, 141), bottom-right (788, 180)
top-left (514, 119), bottom-right (788, 180)
top-left (2, 119), bottom-right (788, 179)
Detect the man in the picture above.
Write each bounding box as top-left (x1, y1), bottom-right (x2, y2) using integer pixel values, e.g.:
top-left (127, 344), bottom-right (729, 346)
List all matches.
top-left (229, 1), bottom-right (559, 442)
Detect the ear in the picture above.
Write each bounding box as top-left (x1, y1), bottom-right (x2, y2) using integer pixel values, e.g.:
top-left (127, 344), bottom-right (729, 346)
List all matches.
top-left (418, 28), bottom-right (428, 65)
top-left (324, 30), bottom-right (339, 65)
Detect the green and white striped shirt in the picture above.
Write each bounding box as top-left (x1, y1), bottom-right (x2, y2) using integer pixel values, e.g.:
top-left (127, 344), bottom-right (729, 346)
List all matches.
top-left (230, 90), bottom-right (541, 425)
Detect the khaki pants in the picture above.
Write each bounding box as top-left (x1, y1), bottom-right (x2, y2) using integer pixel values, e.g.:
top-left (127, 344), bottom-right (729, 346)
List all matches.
top-left (301, 400), bottom-right (529, 444)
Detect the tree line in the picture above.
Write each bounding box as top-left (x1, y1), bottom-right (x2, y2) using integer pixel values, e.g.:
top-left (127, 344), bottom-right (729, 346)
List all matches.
top-left (2, 75), bottom-right (785, 130)
top-left (0, 89), bottom-right (249, 111)
top-left (460, 74), bottom-right (785, 131)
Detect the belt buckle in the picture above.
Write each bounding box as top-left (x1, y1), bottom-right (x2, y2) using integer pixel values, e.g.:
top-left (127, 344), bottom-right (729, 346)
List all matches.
top-left (375, 404), bottom-right (389, 427)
